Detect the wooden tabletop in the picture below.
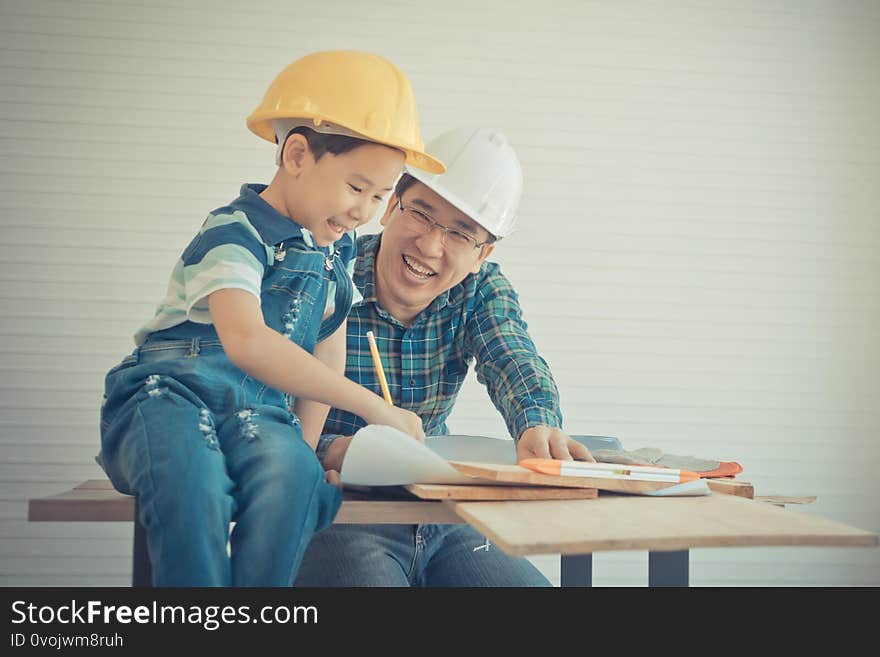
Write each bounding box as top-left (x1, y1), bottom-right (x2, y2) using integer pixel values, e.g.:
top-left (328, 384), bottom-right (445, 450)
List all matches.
top-left (27, 479), bottom-right (462, 525)
top-left (452, 493), bottom-right (879, 555)
top-left (29, 480), bottom-right (878, 558)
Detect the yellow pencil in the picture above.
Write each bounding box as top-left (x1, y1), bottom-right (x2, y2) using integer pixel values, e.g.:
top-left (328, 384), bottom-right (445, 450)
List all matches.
top-left (366, 330), bottom-right (393, 405)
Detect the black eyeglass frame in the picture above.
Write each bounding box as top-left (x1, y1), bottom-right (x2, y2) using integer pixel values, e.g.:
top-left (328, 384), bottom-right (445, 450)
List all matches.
top-left (396, 198), bottom-right (493, 251)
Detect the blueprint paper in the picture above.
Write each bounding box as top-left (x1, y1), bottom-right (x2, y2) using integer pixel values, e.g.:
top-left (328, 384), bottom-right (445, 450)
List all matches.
top-left (340, 425), bottom-right (710, 495)
top-left (424, 434), bottom-right (517, 464)
top-left (340, 425), bottom-right (475, 485)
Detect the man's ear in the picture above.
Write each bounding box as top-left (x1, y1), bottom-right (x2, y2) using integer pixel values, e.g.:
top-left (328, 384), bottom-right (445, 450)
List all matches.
top-left (470, 244), bottom-right (494, 274)
top-left (379, 193), bottom-right (398, 227)
top-left (280, 133), bottom-right (312, 176)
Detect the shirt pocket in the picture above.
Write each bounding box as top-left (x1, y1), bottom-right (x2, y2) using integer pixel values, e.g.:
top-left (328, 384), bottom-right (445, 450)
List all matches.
top-left (437, 359), bottom-right (467, 401)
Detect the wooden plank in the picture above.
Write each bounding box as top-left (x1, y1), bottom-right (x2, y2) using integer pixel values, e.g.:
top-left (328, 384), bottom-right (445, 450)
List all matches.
top-left (756, 495), bottom-right (817, 506)
top-left (335, 500), bottom-right (461, 524)
top-left (29, 481), bottom-right (463, 525)
top-left (451, 494), bottom-right (880, 556)
top-left (450, 461), bottom-right (682, 493)
top-left (706, 478), bottom-right (754, 498)
top-left (448, 461), bottom-right (593, 488)
top-left (29, 487), bottom-right (134, 522)
top-left (405, 483), bottom-right (598, 501)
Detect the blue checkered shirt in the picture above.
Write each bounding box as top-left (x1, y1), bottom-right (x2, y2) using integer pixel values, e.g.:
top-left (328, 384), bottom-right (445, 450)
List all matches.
top-left (317, 233), bottom-right (563, 461)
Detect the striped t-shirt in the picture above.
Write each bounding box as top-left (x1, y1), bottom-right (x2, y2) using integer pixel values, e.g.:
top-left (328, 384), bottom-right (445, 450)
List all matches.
top-left (134, 183), bottom-right (358, 345)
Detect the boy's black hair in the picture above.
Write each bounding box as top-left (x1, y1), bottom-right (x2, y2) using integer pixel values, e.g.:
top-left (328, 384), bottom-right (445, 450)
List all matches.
top-left (281, 125), bottom-right (372, 161)
top-left (393, 173), bottom-right (498, 244)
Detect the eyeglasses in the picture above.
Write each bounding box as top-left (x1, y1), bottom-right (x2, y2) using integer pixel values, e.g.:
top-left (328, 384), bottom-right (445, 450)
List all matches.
top-left (396, 198), bottom-right (491, 254)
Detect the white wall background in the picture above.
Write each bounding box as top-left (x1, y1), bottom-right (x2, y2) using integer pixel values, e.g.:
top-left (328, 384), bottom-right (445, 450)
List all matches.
top-left (1, 0), bottom-right (878, 586)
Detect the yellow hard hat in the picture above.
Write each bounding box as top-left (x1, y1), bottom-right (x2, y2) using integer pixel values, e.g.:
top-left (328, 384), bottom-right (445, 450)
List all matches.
top-left (247, 50), bottom-right (445, 174)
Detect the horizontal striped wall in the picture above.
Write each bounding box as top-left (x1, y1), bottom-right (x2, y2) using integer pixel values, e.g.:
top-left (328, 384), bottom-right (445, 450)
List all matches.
top-left (0, 0), bottom-right (878, 586)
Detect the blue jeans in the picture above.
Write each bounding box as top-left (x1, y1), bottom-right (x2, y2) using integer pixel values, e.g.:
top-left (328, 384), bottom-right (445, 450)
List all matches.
top-left (100, 339), bottom-right (342, 586)
top-left (294, 523), bottom-right (551, 587)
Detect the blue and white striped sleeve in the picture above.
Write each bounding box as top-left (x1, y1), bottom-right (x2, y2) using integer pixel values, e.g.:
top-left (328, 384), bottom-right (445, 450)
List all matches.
top-left (179, 211), bottom-right (270, 324)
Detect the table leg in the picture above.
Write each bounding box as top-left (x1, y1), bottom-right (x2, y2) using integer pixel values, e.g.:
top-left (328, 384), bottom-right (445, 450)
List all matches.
top-left (648, 550), bottom-right (689, 587)
top-left (560, 554), bottom-right (593, 587)
top-left (132, 499), bottom-right (153, 588)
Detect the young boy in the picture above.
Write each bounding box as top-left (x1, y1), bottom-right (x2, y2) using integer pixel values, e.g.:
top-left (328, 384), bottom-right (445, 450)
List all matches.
top-left (98, 51), bottom-right (443, 586)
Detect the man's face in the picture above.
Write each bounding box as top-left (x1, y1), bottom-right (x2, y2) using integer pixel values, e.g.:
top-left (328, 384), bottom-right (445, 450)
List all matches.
top-left (375, 181), bottom-right (495, 321)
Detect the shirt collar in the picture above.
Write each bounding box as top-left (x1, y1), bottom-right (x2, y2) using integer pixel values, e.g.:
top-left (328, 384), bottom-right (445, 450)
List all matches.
top-left (231, 183), bottom-right (327, 250)
top-left (353, 233), bottom-right (380, 304)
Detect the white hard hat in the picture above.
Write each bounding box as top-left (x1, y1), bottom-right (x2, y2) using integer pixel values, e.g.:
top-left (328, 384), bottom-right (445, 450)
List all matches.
top-left (404, 127), bottom-right (523, 239)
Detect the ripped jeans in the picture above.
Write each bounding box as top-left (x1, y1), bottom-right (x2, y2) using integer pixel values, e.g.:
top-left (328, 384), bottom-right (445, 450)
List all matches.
top-left (99, 338), bottom-right (342, 586)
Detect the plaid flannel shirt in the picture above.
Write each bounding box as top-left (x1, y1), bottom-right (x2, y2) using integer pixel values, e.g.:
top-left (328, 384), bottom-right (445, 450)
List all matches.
top-left (317, 233), bottom-right (563, 461)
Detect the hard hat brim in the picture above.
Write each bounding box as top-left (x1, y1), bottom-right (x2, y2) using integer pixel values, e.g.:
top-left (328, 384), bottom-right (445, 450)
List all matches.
top-left (248, 112), bottom-right (446, 175)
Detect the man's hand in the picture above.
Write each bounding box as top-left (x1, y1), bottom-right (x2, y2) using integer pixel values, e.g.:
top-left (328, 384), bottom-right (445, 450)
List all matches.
top-left (324, 469), bottom-right (342, 488)
top-left (516, 426), bottom-right (595, 462)
top-left (322, 435), bottom-right (354, 472)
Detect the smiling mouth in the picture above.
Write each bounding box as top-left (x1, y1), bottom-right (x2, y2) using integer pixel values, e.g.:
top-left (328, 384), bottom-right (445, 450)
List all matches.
top-left (402, 254), bottom-right (436, 278)
top-left (328, 218), bottom-right (352, 234)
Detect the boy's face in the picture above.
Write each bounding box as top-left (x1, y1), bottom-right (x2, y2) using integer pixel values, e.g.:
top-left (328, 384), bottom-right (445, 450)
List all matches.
top-left (288, 141), bottom-right (405, 247)
top-left (374, 181), bottom-right (495, 322)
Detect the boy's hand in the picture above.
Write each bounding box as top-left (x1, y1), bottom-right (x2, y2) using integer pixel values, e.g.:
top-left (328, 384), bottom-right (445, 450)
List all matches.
top-left (371, 405), bottom-right (426, 443)
top-left (516, 426), bottom-right (595, 463)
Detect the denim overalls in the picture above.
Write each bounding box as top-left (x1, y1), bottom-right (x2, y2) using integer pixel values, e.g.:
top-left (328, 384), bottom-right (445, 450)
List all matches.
top-left (99, 194), bottom-right (349, 587)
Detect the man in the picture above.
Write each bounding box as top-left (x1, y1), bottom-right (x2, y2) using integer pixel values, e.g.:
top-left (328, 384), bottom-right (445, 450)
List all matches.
top-left (295, 127), bottom-right (595, 587)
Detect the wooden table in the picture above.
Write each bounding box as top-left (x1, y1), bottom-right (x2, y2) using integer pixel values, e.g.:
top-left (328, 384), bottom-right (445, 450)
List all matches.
top-left (28, 480), bottom-right (878, 587)
top-left (454, 493), bottom-right (878, 586)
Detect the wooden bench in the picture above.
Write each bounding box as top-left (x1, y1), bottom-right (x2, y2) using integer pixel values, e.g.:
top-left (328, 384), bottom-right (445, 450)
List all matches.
top-left (29, 477), bottom-right (834, 587)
